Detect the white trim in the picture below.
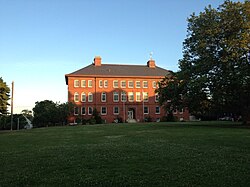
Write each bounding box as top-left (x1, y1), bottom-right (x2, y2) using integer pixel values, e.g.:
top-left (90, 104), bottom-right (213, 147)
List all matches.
top-left (121, 80), bottom-right (126, 88)
top-left (113, 80), bottom-right (119, 88)
top-left (74, 80), bottom-right (80, 87)
top-left (88, 107), bottom-right (93, 115)
top-left (143, 81), bottom-right (148, 88)
top-left (136, 92), bottom-right (141, 102)
top-left (88, 92), bottom-right (93, 102)
top-left (113, 106), bottom-right (119, 115)
top-left (128, 81), bottom-right (133, 88)
top-left (135, 81), bottom-right (140, 88)
top-left (143, 106), bottom-right (149, 114)
top-left (155, 106), bottom-right (160, 114)
top-left (128, 92), bottom-right (134, 102)
top-left (74, 107), bottom-right (79, 115)
top-left (99, 80), bottom-right (103, 88)
top-left (113, 92), bottom-right (119, 102)
top-left (81, 80), bottom-right (86, 87)
top-left (74, 92), bottom-right (79, 102)
top-left (101, 92), bottom-right (106, 102)
top-left (101, 106), bottom-right (107, 115)
top-left (155, 93), bottom-right (159, 102)
top-left (121, 92), bottom-right (127, 102)
top-left (88, 80), bottom-right (93, 88)
top-left (81, 92), bottom-right (86, 102)
top-left (104, 80), bottom-right (108, 88)
top-left (81, 107), bottom-right (86, 115)
top-left (143, 92), bottom-right (148, 102)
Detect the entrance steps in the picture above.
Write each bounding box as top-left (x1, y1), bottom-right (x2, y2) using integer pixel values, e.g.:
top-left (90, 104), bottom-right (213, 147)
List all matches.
top-left (127, 119), bottom-right (137, 123)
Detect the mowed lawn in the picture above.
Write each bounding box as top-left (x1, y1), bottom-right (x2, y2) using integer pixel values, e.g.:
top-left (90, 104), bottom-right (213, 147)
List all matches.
top-left (0, 122), bottom-right (250, 187)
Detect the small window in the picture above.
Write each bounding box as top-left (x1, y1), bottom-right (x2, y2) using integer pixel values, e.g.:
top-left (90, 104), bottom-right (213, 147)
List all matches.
top-left (104, 80), bottom-right (108, 88)
top-left (74, 80), bottom-right (80, 87)
top-left (173, 108), bottom-right (177, 114)
top-left (155, 106), bottom-right (160, 114)
top-left (81, 92), bottom-right (86, 102)
top-left (113, 80), bottom-right (119, 88)
top-left (88, 92), bottom-right (93, 102)
top-left (143, 92), bottom-right (148, 102)
top-left (136, 81), bottom-right (140, 88)
top-left (143, 81), bottom-right (148, 88)
top-left (88, 107), bottom-right (93, 115)
top-left (128, 92), bottom-right (134, 102)
top-left (155, 93), bottom-right (159, 102)
top-left (81, 107), bottom-right (86, 115)
top-left (101, 107), bottom-right (107, 115)
top-left (74, 107), bottom-right (79, 115)
top-left (121, 92), bottom-right (127, 102)
top-left (74, 92), bottom-right (79, 102)
top-left (136, 92), bottom-right (141, 102)
top-left (121, 81), bottom-right (126, 88)
top-left (113, 92), bottom-right (119, 102)
top-left (128, 81), bottom-right (133, 88)
top-left (113, 106), bottom-right (119, 115)
top-left (99, 80), bottom-right (103, 88)
top-left (144, 106), bottom-right (149, 114)
top-left (81, 80), bottom-right (86, 87)
top-left (152, 81), bottom-right (157, 88)
top-left (101, 92), bottom-right (106, 102)
top-left (88, 80), bottom-right (93, 88)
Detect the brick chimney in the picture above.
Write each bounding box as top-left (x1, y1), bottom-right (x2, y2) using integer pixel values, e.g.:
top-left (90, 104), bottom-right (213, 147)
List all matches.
top-left (93, 56), bottom-right (101, 66)
top-left (147, 59), bottom-right (156, 68)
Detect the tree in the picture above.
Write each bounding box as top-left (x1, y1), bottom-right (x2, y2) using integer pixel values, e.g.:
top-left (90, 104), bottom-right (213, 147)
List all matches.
top-left (177, 0), bottom-right (250, 121)
top-left (0, 77), bottom-right (10, 114)
top-left (32, 100), bottom-right (74, 127)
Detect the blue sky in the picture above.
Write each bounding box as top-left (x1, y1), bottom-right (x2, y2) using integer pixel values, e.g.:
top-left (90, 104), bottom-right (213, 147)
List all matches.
top-left (0, 0), bottom-right (236, 113)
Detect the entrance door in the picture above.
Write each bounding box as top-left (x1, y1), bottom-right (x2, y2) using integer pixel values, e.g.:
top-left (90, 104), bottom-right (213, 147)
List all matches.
top-left (128, 110), bottom-right (134, 120)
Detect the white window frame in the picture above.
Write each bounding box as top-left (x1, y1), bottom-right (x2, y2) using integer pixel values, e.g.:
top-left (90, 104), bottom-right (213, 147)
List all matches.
top-left (155, 93), bottom-right (159, 102)
top-left (113, 80), bottom-right (119, 88)
top-left (74, 80), bottom-right (80, 87)
top-left (155, 106), bottom-right (160, 114)
top-left (121, 80), bottom-right (126, 88)
top-left (143, 81), bottom-right (148, 88)
top-left (81, 80), bottom-right (86, 87)
top-left (136, 92), bottom-right (141, 102)
top-left (74, 92), bottom-right (79, 102)
top-left (88, 92), bottom-right (93, 102)
top-left (88, 107), bottom-right (93, 115)
top-left (143, 92), bottom-right (148, 102)
top-left (152, 81), bottom-right (157, 88)
top-left (143, 106), bottom-right (149, 114)
top-left (104, 80), bottom-right (108, 88)
top-left (121, 92), bottom-right (127, 102)
top-left (113, 92), bottom-right (119, 102)
top-left (101, 92), bottom-right (106, 102)
top-left (81, 107), bottom-right (86, 115)
top-left (88, 80), bottom-right (92, 88)
top-left (81, 92), bottom-right (86, 102)
top-left (135, 81), bottom-right (140, 88)
top-left (99, 80), bottom-right (103, 88)
top-left (74, 107), bottom-right (79, 115)
top-left (179, 108), bottom-right (184, 114)
top-left (113, 106), bottom-right (119, 115)
top-left (128, 92), bottom-right (134, 102)
top-left (101, 107), bottom-right (107, 115)
top-left (128, 81), bottom-right (133, 88)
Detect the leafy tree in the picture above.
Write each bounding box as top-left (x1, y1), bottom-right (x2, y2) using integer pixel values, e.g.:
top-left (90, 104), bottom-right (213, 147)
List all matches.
top-left (92, 108), bottom-right (103, 124)
top-left (0, 77), bottom-right (10, 114)
top-left (32, 100), bottom-right (74, 127)
top-left (176, 0), bottom-right (250, 121)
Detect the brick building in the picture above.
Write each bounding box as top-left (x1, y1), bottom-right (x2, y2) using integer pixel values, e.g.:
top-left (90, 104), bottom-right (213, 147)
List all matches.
top-left (65, 56), bottom-right (189, 123)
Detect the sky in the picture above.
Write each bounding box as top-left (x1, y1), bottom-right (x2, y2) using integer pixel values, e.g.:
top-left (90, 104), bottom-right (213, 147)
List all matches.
top-left (0, 0), bottom-right (239, 114)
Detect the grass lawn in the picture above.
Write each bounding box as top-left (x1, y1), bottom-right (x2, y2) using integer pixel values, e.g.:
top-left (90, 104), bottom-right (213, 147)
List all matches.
top-left (0, 122), bottom-right (250, 186)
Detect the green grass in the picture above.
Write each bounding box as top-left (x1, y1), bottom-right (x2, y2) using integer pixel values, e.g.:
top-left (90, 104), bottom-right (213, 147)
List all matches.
top-left (0, 122), bottom-right (250, 186)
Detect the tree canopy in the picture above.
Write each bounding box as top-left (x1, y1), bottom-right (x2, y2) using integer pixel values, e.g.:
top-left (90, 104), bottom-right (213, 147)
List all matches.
top-left (32, 100), bottom-right (73, 127)
top-left (158, 0), bottom-right (250, 121)
top-left (0, 77), bottom-right (10, 114)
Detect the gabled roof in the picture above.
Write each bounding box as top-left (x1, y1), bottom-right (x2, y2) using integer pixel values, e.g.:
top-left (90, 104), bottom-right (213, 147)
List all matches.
top-left (65, 63), bottom-right (171, 85)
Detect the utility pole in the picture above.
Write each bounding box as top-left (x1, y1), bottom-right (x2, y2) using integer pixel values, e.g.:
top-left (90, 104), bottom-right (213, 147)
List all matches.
top-left (10, 81), bottom-right (14, 131)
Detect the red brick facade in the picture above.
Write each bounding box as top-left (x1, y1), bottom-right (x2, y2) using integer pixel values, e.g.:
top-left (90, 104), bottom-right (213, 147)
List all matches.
top-left (65, 57), bottom-right (189, 123)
